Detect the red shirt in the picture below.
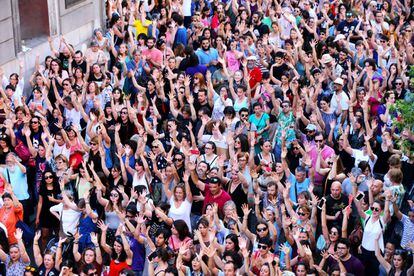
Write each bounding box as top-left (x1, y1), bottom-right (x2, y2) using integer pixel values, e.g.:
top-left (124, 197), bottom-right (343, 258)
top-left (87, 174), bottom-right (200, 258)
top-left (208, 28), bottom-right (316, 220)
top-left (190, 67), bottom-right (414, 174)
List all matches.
top-left (203, 184), bottom-right (232, 217)
top-left (248, 67), bottom-right (263, 90)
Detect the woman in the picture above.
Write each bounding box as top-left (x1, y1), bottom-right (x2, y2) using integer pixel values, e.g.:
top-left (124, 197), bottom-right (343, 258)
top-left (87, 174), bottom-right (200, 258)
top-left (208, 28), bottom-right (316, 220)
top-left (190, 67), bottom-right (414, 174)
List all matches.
top-left (199, 141), bottom-right (218, 169)
top-left (73, 232), bottom-right (103, 275)
top-left (229, 76), bottom-right (249, 113)
top-left (250, 237), bottom-right (275, 275)
top-left (33, 231), bottom-right (59, 275)
top-left (97, 187), bottom-right (128, 245)
top-left (49, 186), bottom-right (81, 237)
top-left (110, 87), bottom-right (126, 117)
top-left (148, 247), bottom-right (170, 275)
top-left (378, 91), bottom-right (396, 133)
top-left (375, 239), bottom-right (414, 276)
top-left (191, 73), bottom-right (208, 95)
top-left (163, 172), bottom-right (193, 231)
top-left (249, 103), bottom-right (270, 141)
top-left (222, 163), bottom-right (249, 217)
top-left (0, 228), bottom-right (30, 276)
top-left (320, 202), bottom-right (349, 254)
top-left (168, 219), bottom-right (192, 254)
top-left (355, 199), bottom-right (390, 276)
top-left (0, 190), bottom-right (23, 245)
top-left (99, 222), bottom-right (133, 276)
top-left (35, 171), bottom-right (61, 250)
top-left (253, 138), bottom-right (276, 174)
top-left (225, 40), bottom-right (243, 73)
top-left (48, 58), bottom-right (69, 87)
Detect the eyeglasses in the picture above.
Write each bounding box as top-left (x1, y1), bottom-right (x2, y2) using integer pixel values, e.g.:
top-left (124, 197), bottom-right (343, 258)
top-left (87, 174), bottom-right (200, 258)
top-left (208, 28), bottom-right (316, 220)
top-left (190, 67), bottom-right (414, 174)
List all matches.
top-left (257, 227), bottom-right (268, 232)
top-left (45, 175), bottom-right (53, 180)
top-left (63, 83), bottom-right (70, 86)
top-left (337, 246), bottom-right (347, 250)
top-left (110, 193), bottom-right (119, 197)
top-left (90, 143), bottom-right (97, 146)
top-left (315, 139), bottom-right (323, 143)
top-left (395, 82), bottom-right (403, 85)
top-left (152, 145), bottom-right (158, 148)
top-left (297, 212), bottom-right (307, 216)
top-left (174, 158), bottom-right (183, 162)
top-left (257, 244), bottom-right (268, 249)
top-left (240, 114), bottom-right (249, 117)
top-left (370, 206), bottom-right (380, 212)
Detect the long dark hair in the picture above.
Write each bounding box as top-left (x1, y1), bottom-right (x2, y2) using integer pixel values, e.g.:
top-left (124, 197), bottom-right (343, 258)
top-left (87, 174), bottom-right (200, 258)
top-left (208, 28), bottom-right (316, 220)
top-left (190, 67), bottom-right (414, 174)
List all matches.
top-left (0, 226), bottom-right (9, 254)
top-left (111, 235), bottom-right (127, 262)
top-left (173, 220), bottom-right (191, 241)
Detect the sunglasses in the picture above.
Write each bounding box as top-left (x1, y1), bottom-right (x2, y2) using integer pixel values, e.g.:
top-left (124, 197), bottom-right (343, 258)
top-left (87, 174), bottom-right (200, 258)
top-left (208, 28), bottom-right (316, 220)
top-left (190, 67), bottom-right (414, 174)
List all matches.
top-left (31, 121), bottom-right (39, 124)
top-left (330, 231), bottom-right (339, 236)
top-left (315, 139), bottom-right (323, 143)
top-left (297, 212), bottom-right (307, 216)
top-left (110, 193), bottom-right (119, 197)
top-left (395, 82), bottom-right (403, 85)
top-left (90, 143), bottom-right (97, 146)
top-left (121, 111), bottom-right (128, 114)
top-left (45, 175), bottom-right (53, 180)
top-left (174, 158), bottom-right (183, 161)
top-left (370, 206), bottom-right (380, 212)
top-left (257, 227), bottom-right (268, 232)
top-left (258, 244), bottom-right (268, 249)
top-left (25, 266), bottom-right (37, 272)
top-left (152, 145), bottom-right (158, 148)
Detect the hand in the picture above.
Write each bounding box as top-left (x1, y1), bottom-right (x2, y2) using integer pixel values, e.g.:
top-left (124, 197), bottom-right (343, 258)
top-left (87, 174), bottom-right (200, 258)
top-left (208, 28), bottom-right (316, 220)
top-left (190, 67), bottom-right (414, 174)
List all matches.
top-left (34, 230), bottom-right (41, 242)
top-left (14, 228), bottom-right (23, 241)
top-left (241, 203), bottom-right (251, 217)
top-left (97, 220), bottom-right (108, 232)
top-left (87, 232), bottom-right (98, 246)
top-left (279, 244), bottom-right (290, 254)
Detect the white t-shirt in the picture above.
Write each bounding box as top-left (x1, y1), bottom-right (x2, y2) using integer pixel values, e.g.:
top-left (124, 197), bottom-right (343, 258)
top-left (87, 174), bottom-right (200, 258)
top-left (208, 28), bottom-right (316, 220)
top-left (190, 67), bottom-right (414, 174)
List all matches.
top-left (362, 215), bottom-right (385, 252)
top-left (330, 91), bottom-right (350, 111)
top-left (351, 149), bottom-right (377, 171)
top-left (50, 203), bottom-right (81, 236)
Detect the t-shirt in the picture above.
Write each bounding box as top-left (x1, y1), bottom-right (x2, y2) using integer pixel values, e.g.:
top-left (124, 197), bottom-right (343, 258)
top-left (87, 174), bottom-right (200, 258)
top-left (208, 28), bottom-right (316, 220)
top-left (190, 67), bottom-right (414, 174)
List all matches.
top-left (362, 215), bottom-right (385, 252)
top-left (351, 149), bottom-right (377, 171)
top-left (327, 255), bottom-right (364, 276)
top-left (400, 214), bottom-right (414, 249)
top-left (1, 167), bottom-right (29, 201)
top-left (202, 185), bottom-right (232, 217)
top-left (325, 194), bottom-right (348, 219)
top-left (288, 174), bottom-right (310, 203)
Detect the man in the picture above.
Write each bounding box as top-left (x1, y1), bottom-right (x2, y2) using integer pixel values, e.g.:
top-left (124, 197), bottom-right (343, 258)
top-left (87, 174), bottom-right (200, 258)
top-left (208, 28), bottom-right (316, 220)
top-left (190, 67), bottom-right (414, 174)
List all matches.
top-left (309, 132), bottom-right (335, 189)
top-left (194, 176), bottom-right (231, 217)
top-left (320, 54), bottom-right (343, 80)
top-left (328, 238), bottom-right (365, 276)
top-left (330, 78), bottom-right (349, 121)
top-left (125, 49), bottom-right (150, 90)
top-left (142, 37), bottom-right (163, 68)
top-left (70, 50), bottom-right (87, 73)
top-left (336, 11), bottom-right (359, 37)
top-left (246, 56), bottom-right (262, 90)
top-left (392, 200), bottom-right (414, 250)
top-left (325, 181), bottom-right (348, 224)
top-left (172, 13), bottom-right (188, 48)
top-left (252, 12), bottom-right (268, 37)
top-left (370, 10), bottom-right (389, 36)
top-left (1, 153), bottom-right (30, 224)
top-left (196, 37), bottom-right (219, 73)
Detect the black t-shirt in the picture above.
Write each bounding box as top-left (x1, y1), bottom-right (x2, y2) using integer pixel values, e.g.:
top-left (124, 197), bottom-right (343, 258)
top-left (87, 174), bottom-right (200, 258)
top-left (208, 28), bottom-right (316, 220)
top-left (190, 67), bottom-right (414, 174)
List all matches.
top-left (189, 177), bottom-right (204, 216)
top-left (117, 118), bottom-right (136, 144)
top-left (325, 194), bottom-right (348, 221)
top-left (271, 63), bottom-right (289, 82)
top-left (71, 60), bottom-right (87, 74)
top-left (373, 147), bottom-right (392, 175)
top-left (58, 53), bottom-right (70, 71)
top-left (337, 20), bottom-right (359, 36)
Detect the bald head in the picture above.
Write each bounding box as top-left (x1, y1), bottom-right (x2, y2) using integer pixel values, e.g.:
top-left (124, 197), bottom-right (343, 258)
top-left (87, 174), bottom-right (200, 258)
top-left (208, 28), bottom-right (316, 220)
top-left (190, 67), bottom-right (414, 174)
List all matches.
top-left (331, 181), bottom-right (342, 199)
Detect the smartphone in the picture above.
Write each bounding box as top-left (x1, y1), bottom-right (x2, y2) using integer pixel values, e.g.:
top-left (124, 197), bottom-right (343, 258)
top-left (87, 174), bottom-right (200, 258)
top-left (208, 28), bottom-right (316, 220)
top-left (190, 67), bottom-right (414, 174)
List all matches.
top-left (317, 198), bottom-right (326, 210)
top-left (356, 192), bottom-right (365, 201)
top-left (148, 250), bottom-right (158, 262)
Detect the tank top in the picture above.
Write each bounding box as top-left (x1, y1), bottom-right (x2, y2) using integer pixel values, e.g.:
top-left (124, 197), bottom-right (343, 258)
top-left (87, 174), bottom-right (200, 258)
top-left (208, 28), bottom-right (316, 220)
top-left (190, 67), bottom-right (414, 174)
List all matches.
top-left (109, 259), bottom-right (130, 276)
top-left (132, 172), bottom-right (148, 189)
top-left (105, 210), bottom-right (121, 230)
top-left (233, 97), bottom-right (248, 113)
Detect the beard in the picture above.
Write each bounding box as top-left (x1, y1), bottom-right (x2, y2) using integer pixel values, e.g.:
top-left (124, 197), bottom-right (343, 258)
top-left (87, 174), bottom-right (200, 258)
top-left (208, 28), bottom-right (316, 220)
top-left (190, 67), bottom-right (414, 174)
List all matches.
top-left (202, 45), bottom-right (210, 51)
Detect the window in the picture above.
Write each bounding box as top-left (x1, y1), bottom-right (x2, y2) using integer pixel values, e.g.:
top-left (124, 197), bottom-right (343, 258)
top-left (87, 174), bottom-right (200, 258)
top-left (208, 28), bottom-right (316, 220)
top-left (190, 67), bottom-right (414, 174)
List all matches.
top-left (65, 0), bottom-right (85, 9)
top-left (18, 0), bottom-right (50, 47)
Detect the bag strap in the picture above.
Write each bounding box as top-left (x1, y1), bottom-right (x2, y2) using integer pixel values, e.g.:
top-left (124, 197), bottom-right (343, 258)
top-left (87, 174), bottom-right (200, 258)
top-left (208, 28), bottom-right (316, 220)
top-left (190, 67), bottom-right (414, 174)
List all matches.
top-left (6, 169), bottom-right (10, 184)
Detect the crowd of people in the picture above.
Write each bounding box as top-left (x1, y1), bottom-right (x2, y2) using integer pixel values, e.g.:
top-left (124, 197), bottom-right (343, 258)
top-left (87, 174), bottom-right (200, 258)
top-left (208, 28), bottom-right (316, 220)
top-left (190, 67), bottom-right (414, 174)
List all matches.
top-left (0, 0), bottom-right (414, 275)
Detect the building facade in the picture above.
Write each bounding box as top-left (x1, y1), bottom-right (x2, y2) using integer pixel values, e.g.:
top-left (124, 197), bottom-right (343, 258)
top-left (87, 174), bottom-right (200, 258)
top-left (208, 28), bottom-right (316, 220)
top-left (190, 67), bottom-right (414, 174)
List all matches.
top-left (0, 0), bottom-right (105, 91)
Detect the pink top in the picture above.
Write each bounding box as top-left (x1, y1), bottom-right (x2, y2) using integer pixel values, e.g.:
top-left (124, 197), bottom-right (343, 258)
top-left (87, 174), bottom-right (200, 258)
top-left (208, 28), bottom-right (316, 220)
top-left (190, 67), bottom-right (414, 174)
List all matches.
top-left (142, 48), bottom-right (163, 68)
top-left (309, 145), bottom-right (335, 185)
top-left (226, 51), bottom-right (241, 73)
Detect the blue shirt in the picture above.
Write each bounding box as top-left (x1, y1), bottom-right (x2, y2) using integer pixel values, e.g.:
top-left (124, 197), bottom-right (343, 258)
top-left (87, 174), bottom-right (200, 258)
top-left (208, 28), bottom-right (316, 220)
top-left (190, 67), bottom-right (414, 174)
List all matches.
top-left (196, 48), bottom-right (219, 73)
top-left (2, 166), bottom-right (29, 200)
top-left (288, 174), bottom-right (310, 203)
top-left (174, 27), bottom-right (188, 48)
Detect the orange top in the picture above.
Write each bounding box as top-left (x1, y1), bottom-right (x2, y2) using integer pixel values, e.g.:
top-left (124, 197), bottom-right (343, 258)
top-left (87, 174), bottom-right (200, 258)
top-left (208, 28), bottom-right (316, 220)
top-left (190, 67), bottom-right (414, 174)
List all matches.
top-left (0, 203), bottom-right (23, 244)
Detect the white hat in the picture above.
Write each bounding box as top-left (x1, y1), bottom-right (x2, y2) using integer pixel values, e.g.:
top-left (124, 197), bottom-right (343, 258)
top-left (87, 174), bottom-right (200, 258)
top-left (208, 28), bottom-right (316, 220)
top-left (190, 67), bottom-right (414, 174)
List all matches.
top-left (334, 78), bottom-right (344, 86)
top-left (246, 55), bottom-right (257, 61)
top-left (321, 54), bottom-right (333, 64)
top-left (334, 34), bottom-right (346, 42)
top-left (305, 124), bottom-right (317, 131)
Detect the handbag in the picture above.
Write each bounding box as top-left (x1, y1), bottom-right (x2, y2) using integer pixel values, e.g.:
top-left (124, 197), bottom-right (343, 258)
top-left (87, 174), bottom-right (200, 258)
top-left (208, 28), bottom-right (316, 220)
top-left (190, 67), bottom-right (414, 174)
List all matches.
top-left (14, 139), bottom-right (31, 163)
